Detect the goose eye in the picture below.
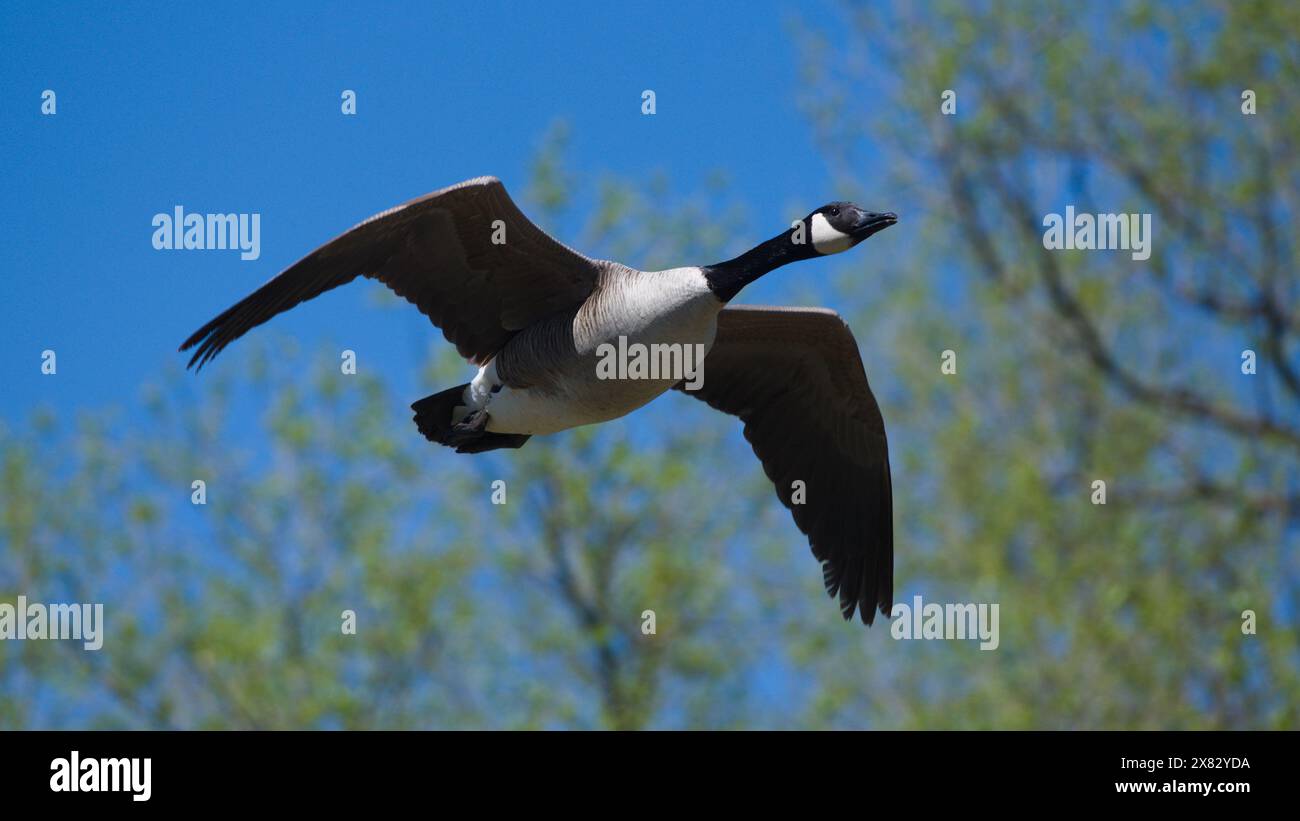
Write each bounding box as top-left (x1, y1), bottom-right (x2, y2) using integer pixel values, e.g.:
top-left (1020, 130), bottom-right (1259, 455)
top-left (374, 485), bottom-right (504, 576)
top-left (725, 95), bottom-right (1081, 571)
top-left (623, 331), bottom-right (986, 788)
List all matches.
top-left (829, 207), bottom-right (840, 217)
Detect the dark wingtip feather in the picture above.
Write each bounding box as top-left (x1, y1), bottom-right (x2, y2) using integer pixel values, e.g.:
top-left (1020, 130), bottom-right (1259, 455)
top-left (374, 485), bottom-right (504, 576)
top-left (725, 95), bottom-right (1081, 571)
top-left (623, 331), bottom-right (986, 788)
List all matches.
top-left (180, 333), bottom-right (214, 371)
top-left (178, 311), bottom-right (230, 371)
top-left (186, 346), bottom-right (207, 371)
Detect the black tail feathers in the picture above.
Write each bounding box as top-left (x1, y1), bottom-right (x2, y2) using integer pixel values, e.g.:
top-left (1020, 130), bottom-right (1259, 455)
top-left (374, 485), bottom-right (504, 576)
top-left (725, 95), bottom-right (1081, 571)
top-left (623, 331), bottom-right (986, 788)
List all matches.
top-left (411, 384), bottom-right (531, 454)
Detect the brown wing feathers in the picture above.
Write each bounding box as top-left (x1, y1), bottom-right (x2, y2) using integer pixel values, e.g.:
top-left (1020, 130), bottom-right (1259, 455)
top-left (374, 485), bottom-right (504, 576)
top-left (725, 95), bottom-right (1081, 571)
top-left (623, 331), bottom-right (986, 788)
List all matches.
top-left (180, 177), bottom-right (602, 369)
top-left (676, 306), bottom-right (894, 624)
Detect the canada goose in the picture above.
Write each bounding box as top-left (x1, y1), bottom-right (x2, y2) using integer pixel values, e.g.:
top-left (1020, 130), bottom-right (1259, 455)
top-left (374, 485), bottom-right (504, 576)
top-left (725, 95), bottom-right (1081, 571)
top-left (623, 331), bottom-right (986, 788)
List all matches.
top-left (180, 177), bottom-right (898, 624)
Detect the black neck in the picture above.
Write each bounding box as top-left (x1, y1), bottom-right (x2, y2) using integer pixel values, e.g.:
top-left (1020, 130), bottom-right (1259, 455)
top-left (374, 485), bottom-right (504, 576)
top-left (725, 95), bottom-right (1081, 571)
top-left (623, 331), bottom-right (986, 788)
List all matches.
top-left (702, 228), bottom-right (816, 302)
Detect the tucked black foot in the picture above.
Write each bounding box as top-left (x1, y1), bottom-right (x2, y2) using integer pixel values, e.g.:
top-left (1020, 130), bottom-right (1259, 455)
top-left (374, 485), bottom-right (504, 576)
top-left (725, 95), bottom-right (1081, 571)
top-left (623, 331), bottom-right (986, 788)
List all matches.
top-left (411, 386), bottom-right (531, 454)
top-left (448, 410), bottom-right (488, 443)
top-left (450, 411), bottom-right (531, 453)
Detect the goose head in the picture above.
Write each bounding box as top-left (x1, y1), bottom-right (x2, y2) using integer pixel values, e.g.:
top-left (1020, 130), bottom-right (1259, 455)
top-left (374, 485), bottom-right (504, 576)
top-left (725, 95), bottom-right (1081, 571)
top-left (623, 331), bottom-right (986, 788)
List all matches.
top-left (804, 202), bottom-right (898, 255)
top-left (703, 200), bottom-right (897, 302)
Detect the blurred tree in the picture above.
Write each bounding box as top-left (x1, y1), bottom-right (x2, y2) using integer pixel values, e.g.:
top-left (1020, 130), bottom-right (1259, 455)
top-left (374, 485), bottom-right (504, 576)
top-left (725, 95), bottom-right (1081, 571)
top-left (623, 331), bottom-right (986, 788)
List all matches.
top-left (790, 0), bottom-right (1298, 727)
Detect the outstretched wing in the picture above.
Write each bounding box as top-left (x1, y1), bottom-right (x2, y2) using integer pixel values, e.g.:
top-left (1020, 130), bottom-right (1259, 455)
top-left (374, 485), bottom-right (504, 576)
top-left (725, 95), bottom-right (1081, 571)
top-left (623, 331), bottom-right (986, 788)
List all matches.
top-left (180, 176), bottom-right (604, 368)
top-left (676, 305), bottom-right (893, 624)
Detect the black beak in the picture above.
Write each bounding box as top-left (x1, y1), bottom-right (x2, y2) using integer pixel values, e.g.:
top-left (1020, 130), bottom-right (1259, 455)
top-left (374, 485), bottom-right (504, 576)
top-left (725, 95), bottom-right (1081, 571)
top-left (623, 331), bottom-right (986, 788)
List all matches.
top-left (853, 211), bottom-right (898, 238)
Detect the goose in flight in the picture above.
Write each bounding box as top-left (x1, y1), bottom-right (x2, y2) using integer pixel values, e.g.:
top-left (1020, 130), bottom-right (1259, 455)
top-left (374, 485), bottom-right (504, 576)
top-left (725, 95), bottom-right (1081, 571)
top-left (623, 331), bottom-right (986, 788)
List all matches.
top-left (180, 177), bottom-right (898, 624)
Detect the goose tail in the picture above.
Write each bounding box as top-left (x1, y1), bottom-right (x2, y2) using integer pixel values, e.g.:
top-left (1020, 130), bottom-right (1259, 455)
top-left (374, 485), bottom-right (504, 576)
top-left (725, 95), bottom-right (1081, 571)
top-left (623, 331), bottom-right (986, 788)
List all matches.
top-left (411, 385), bottom-right (531, 454)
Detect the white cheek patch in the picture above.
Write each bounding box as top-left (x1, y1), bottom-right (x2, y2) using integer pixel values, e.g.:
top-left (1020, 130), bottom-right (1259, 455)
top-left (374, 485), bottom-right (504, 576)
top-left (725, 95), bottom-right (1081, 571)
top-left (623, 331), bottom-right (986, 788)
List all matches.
top-left (810, 212), bottom-right (853, 255)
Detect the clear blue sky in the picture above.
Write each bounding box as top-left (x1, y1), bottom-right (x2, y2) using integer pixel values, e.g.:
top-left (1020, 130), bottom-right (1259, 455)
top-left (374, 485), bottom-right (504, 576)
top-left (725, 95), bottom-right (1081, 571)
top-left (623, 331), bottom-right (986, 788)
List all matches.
top-left (1, 0), bottom-right (866, 421)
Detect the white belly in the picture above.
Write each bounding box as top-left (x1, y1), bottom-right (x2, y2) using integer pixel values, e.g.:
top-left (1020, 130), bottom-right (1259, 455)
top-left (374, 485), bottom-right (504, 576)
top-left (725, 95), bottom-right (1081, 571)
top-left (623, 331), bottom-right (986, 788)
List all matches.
top-left (484, 385), bottom-right (634, 435)
top-left (482, 267), bottom-right (721, 435)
